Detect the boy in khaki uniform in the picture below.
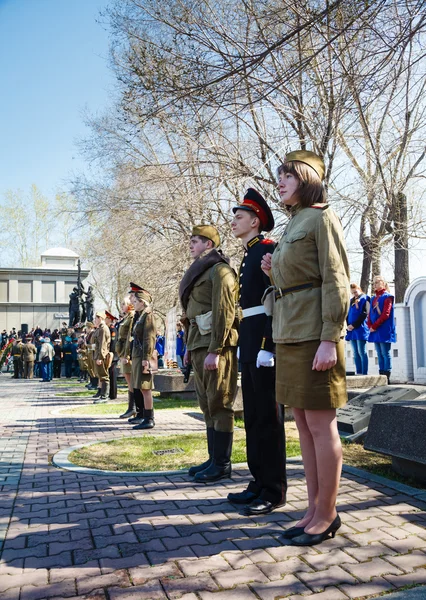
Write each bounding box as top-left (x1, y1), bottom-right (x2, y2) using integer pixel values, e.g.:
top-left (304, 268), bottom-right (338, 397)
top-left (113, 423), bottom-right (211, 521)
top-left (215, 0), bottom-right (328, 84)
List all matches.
top-left (180, 225), bottom-right (238, 482)
top-left (92, 311), bottom-right (111, 403)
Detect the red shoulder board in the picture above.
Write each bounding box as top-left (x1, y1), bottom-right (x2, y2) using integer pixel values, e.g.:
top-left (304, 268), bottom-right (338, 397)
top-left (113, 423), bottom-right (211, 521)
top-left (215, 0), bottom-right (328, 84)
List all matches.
top-left (261, 238), bottom-right (275, 244)
top-left (310, 203), bottom-right (329, 210)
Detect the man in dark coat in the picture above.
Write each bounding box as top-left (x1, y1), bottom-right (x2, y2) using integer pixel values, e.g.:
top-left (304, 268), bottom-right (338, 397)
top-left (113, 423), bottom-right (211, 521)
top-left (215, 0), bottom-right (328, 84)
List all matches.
top-left (228, 188), bottom-right (287, 515)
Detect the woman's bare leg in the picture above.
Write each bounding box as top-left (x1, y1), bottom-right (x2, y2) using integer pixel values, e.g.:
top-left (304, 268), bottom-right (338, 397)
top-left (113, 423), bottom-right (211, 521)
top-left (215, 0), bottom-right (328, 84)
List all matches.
top-left (142, 389), bottom-right (153, 410)
top-left (123, 372), bottom-right (131, 387)
top-left (292, 408), bottom-right (318, 528)
top-left (303, 409), bottom-right (341, 534)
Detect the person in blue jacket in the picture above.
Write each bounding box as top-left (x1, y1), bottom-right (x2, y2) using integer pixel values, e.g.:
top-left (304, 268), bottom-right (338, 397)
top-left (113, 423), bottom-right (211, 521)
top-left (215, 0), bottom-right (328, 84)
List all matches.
top-left (62, 336), bottom-right (74, 378)
top-left (155, 331), bottom-right (165, 369)
top-left (367, 275), bottom-right (396, 383)
top-left (346, 283), bottom-right (370, 375)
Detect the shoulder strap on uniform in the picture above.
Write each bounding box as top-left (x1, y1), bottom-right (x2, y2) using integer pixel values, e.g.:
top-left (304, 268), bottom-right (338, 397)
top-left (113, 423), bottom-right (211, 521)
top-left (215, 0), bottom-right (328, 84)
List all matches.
top-left (310, 203), bottom-right (329, 210)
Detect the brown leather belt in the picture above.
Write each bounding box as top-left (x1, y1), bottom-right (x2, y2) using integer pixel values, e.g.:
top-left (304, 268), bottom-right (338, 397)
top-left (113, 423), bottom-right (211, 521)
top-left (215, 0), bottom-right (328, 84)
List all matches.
top-left (275, 281), bottom-right (321, 300)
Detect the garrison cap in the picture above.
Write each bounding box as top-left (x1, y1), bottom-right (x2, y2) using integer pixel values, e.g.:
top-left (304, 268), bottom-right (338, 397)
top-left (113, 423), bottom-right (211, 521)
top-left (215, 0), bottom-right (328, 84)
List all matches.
top-left (232, 188), bottom-right (274, 232)
top-left (95, 310), bottom-right (106, 319)
top-left (105, 310), bottom-right (118, 321)
top-left (192, 224), bottom-right (220, 248)
top-left (285, 150), bottom-right (325, 181)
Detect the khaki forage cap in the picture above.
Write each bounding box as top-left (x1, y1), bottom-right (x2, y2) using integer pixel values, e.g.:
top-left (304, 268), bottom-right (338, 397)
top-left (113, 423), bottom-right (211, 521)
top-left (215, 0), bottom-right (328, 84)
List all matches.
top-left (285, 150), bottom-right (325, 181)
top-left (192, 224), bottom-right (220, 248)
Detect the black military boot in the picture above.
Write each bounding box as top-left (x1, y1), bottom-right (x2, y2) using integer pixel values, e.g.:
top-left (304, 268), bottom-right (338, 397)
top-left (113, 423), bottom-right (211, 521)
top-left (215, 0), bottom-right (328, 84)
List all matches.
top-left (87, 376), bottom-right (98, 390)
top-left (128, 389), bottom-right (144, 424)
top-left (120, 391), bottom-right (136, 419)
top-left (97, 381), bottom-right (109, 403)
top-left (92, 388), bottom-right (101, 400)
top-left (188, 427), bottom-right (214, 476)
top-left (384, 370), bottom-right (391, 384)
top-left (194, 430), bottom-right (233, 483)
top-left (133, 408), bottom-right (155, 430)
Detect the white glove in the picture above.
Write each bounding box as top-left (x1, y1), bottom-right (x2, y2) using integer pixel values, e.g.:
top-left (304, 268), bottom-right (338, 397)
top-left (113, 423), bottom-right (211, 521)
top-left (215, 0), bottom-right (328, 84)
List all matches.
top-left (256, 350), bottom-right (275, 368)
top-left (236, 346), bottom-right (240, 360)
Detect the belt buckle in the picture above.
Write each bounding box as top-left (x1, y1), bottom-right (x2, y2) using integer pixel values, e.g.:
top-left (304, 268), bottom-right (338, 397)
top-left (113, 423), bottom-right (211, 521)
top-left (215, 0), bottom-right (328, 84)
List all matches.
top-left (276, 287), bottom-right (283, 300)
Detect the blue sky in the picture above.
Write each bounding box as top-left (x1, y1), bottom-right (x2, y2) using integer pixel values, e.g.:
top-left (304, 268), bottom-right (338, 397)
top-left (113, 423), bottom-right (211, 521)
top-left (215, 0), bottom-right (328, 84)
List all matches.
top-left (0, 0), bottom-right (113, 198)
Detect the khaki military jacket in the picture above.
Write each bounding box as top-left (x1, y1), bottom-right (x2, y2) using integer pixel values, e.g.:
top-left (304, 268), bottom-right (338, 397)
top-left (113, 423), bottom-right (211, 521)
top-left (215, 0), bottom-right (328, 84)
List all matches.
top-left (271, 204), bottom-right (350, 344)
top-left (78, 345), bottom-right (88, 370)
top-left (186, 262), bottom-right (238, 353)
top-left (131, 309), bottom-right (156, 362)
top-left (22, 343), bottom-right (37, 362)
top-left (93, 323), bottom-right (111, 361)
top-left (116, 311), bottom-right (134, 359)
top-left (11, 343), bottom-right (23, 360)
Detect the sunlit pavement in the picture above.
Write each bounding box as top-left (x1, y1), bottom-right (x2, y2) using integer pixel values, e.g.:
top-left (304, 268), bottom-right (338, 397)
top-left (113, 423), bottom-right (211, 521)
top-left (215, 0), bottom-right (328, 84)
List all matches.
top-left (0, 376), bottom-right (426, 600)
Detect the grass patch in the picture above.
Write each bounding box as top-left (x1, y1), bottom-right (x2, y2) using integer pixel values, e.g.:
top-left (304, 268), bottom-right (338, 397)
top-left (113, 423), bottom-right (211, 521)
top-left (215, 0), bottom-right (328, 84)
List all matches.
top-left (342, 441), bottom-right (425, 489)
top-left (60, 398), bottom-right (200, 415)
top-left (69, 429), bottom-right (301, 472)
top-left (58, 390), bottom-right (104, 397)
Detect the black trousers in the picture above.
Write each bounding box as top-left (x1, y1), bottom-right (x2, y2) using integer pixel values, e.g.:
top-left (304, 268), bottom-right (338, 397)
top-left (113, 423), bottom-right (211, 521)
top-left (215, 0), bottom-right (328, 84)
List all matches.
top-left (241, 362), bottom-right (287, 504)
top-left (64, 359), bottom-right (73, 378)
top-left (53, 360), bottom-right (61, 378)
top-left (109, 363), bottom-right (117, 399)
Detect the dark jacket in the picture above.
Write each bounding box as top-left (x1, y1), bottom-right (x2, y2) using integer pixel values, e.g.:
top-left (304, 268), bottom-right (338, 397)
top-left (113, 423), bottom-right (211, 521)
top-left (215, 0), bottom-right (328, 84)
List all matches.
top-left (238, 235), bottom-right (275, 363)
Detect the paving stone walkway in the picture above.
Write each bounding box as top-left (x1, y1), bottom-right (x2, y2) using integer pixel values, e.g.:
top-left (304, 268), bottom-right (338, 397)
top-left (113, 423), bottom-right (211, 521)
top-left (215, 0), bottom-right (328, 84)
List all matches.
top-left (1, 376), bottom-right (426, 600)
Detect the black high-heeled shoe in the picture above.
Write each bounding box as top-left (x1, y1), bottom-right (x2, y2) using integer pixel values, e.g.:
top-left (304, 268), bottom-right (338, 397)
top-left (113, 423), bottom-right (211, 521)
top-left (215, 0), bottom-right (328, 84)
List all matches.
top-left (290, 515), bottom-right (341, 546)
top-left (281, 525), bottom-right (306, 539)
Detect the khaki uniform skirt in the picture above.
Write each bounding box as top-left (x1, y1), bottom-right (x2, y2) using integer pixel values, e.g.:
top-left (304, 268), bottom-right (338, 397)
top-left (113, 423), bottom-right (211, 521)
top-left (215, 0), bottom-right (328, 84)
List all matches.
top-left (276, 339), bottom-right (347, 410)
top-left (131, 356), bottom-right (153, 390)
top-left (120, 358), bottom-right (132, 375)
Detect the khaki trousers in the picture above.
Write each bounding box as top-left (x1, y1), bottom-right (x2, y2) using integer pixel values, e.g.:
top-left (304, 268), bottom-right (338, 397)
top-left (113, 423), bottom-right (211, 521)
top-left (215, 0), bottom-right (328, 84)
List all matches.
top-left (23, 361), bottom-right (34, 379)
top-left (94, 358), bottom-right (110, 383)
top-left (87, 353), bottom-right (96, 378)
top-left (191, 347), bottom-right (238, 433)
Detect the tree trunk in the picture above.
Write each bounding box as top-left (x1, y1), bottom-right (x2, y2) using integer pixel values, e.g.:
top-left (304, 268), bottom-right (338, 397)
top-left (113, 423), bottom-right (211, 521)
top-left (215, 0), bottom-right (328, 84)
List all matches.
top-left (360, 250), bottom-right (371, 295)
top-left (394, 192), bottom-right (410, 303)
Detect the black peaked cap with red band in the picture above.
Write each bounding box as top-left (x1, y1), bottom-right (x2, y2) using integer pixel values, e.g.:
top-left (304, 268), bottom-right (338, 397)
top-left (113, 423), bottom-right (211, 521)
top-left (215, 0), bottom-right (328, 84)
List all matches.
top-left (129, 282), bottom-right (143, 293)
top-left (105, 310), bottom-right (118, 321)
top-left (232, 188), bottom-right (274, 232)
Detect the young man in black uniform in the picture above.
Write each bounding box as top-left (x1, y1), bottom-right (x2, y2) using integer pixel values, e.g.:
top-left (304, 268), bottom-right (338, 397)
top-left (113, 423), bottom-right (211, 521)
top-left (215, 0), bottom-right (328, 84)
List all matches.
top-left (229, 188), bottom-right (287, 515)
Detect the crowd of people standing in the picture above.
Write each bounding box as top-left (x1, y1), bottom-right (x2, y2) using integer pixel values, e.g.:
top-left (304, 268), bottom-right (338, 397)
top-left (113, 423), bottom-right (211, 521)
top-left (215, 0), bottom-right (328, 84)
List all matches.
top-left (2, 323), bottom-right (87, 382)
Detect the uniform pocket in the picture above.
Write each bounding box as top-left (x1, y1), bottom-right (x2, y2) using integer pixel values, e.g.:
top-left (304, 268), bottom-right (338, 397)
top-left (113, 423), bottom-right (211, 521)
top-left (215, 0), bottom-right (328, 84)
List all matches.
top-left (285, 230), bottom-right (307, 243)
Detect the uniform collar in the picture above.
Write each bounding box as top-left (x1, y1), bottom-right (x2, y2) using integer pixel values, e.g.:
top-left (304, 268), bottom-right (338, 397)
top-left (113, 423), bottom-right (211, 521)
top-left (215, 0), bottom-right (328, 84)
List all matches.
top-left (246, 234), bottom-right (264, 249)
top-left (286, 203), bottom-right (302, 216)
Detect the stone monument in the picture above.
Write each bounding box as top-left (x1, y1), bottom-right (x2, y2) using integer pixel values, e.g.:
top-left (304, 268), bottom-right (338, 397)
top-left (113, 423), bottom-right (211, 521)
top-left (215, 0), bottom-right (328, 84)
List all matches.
top-left (337, 385), bottom-right (421, 436)
top-left (365, 398), bottom-right (426, 483)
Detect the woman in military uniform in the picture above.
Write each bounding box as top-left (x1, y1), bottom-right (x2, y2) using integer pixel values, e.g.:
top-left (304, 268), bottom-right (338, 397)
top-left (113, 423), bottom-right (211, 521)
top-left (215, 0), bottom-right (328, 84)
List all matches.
top-left (116, 297), bottom-right (135, 419)
top-left (262, 150), bottom-right (350, 546)
top-left (85, 322), bottom-right (98, 390)
top-left (129, 286), bottom-right (156, 430)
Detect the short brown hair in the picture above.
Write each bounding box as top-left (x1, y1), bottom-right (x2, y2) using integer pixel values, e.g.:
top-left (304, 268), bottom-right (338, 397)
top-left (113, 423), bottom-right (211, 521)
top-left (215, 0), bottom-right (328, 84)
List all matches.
top-left (277, 160), bottom-right (325, 207)
top-left (194, 235), bottom-right (215, 248)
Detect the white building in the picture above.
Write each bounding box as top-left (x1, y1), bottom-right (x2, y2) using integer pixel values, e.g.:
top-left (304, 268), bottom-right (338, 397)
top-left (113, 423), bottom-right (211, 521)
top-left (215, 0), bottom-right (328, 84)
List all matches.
top-left (0, 248), bottom-right (89, 332)
top-left (346, 277), bottom-right (426, 384)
